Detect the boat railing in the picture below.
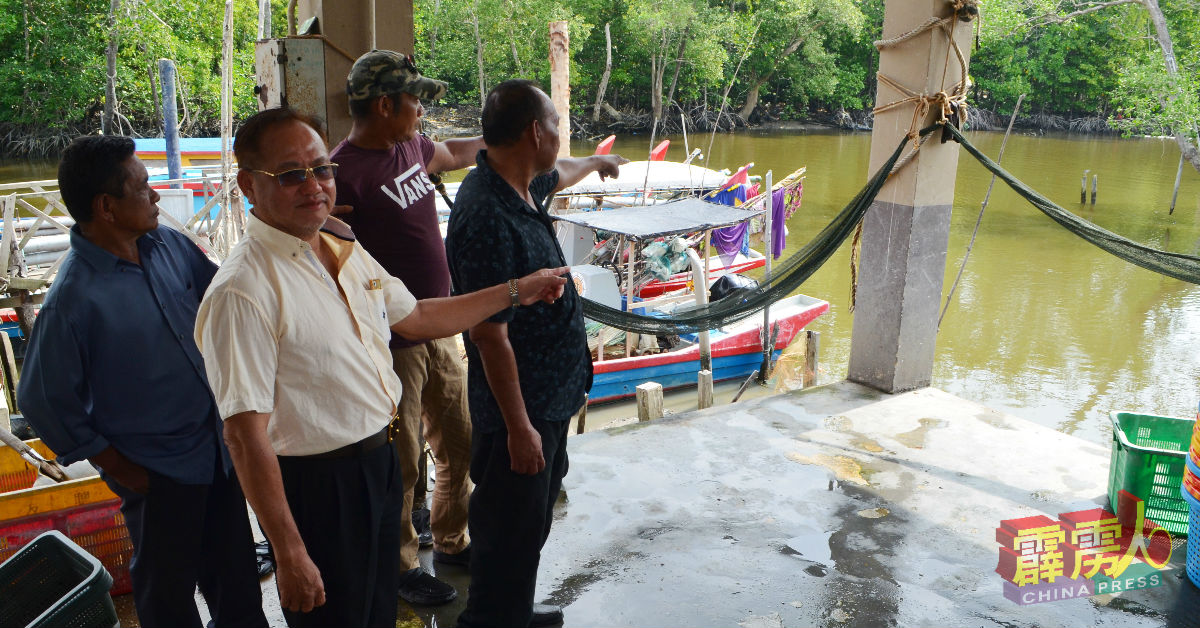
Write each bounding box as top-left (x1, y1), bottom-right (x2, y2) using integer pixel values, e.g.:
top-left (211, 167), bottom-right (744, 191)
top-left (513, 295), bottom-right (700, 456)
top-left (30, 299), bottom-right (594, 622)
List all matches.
top-left (0, 171), bottom-right (246, 302)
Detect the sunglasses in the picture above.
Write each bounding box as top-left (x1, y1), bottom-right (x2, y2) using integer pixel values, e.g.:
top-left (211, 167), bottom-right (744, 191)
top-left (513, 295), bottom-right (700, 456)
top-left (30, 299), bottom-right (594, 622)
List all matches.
top-left (250, 163), bottom-right (339, 186)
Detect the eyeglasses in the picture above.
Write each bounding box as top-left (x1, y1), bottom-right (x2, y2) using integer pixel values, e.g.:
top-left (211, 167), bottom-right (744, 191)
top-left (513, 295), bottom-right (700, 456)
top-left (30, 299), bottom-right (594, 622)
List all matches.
top-left (250, 163), bottom-right (339, 186)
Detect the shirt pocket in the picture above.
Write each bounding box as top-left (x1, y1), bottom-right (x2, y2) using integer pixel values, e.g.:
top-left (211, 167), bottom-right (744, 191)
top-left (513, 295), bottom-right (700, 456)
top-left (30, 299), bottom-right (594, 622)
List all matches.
top-left (362, 287), bottom-right (391, 340)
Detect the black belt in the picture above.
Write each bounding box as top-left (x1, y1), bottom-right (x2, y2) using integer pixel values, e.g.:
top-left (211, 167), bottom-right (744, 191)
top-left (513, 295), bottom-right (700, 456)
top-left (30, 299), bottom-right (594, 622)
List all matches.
top-left (283, 415), bottom-right (401, 460)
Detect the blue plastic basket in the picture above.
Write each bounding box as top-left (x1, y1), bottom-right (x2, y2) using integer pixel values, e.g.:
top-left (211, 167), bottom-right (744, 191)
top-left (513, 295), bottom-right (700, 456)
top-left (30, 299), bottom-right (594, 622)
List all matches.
top-left (1190, 505), bottom-right (1200, 588)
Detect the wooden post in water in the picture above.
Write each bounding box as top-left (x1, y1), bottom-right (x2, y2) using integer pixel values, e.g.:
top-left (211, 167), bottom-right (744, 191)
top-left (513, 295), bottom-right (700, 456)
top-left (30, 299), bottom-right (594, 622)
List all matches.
top-left (803, 330), bottom-right (820, 388)
top-left (1080, 170), bottom-right (1089, 204)
top-left (158, 59), bottom-right (183, 188)
top-left (636, 382), bottom-right (663, 421)
top-left (549, 20), bottom-right (570, 158)
top-left (1171, 152), bottom-right (1185, 215)
top-left (697, 369), bottom-right (713, 409)
top-left (1091, 174), bottom-right (1098, 206)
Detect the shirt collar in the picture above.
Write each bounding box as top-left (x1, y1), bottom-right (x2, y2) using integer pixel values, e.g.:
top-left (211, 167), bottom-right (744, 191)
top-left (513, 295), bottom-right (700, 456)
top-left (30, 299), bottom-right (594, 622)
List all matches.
top-left (246, 212), bottom-right (358, 261)
top-left (474, 149), bottom-right (544, 217)
top-left (69, 224), bottom-right (163, 272)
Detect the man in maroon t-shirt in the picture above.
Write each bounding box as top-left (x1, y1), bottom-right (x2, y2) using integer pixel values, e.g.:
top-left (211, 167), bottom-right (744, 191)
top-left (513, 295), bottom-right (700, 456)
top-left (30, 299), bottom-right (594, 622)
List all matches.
top-left (331, 50), bottom-right (482, 607)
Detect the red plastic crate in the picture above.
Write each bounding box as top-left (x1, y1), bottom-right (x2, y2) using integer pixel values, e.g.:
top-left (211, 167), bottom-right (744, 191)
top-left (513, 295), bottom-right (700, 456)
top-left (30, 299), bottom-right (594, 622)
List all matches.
top-left (1, 440), bottom-right (132, 597)
top-left (64, 501), bottom-right (133, 596)
top-left (0, 515), bottom-right (56, 563)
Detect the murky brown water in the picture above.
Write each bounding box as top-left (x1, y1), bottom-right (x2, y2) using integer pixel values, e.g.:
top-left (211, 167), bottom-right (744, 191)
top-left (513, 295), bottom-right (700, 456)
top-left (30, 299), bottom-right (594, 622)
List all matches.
top-left (586, 129), bottom-right (1200, 447)
top-left (5, 129), bottom-right (1199, 446)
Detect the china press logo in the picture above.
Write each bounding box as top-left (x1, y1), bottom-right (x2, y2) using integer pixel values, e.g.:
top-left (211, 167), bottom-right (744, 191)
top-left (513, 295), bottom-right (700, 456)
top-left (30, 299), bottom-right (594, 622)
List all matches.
top-left (996, 490), bottom-right (1174, 605)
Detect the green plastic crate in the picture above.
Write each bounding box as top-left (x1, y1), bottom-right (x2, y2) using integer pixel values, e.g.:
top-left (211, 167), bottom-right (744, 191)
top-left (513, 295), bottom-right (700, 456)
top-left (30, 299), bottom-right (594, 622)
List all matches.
top-left (1108, 411), bottom-right (1195, 538)
top-left (0, 530), bottom-right (117, 628)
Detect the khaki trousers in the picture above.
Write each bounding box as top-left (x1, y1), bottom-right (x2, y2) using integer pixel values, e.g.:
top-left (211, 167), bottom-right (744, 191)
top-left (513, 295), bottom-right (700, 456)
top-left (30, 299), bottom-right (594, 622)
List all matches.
top-left (392, 337), bottom-right (473, 569)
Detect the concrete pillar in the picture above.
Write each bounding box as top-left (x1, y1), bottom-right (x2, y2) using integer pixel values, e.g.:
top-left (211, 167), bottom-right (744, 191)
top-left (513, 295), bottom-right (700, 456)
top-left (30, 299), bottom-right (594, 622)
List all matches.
top-left (846, 0), bottom-right (973, 393)
top-left (549, 21), bottom-right (570, 157)
top-left (295, 0), bottom-right (414, 144)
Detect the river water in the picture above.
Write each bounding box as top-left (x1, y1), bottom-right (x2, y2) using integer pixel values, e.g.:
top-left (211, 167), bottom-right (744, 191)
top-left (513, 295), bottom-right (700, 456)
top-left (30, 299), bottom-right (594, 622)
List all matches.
top-left (3, 130), bottom-right (1199, 447)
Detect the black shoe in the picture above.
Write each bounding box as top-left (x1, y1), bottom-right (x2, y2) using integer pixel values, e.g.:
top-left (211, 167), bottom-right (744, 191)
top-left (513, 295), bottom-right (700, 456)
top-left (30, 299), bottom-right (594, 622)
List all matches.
top-left (433, 544), bottom-right (470, 567)
top-left (412, 507), bottom-right (434, 548)
top-left (530, 603), bottom-right (564, 627)
top-left (398, 567), bottom-right (457, 605)
top-left (254, 540), bottom-right (275, 578)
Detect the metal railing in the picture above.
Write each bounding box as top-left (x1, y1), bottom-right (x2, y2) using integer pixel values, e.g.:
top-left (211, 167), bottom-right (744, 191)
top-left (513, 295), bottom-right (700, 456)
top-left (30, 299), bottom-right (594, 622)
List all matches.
top-left (0, 171), bottom-right (247, 303)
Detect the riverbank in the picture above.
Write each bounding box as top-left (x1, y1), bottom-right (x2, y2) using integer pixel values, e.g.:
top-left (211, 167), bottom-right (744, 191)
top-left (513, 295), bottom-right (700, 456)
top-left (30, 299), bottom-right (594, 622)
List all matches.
top-left (419, 102), bottom-right (1123, 141)
top-left (0, 103), bottom-right (1128, 158)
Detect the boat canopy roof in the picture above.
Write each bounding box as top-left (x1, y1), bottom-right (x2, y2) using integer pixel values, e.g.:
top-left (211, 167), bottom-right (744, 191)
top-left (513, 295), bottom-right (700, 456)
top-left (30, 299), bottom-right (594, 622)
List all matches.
top-left (553, 198), bottom-right (761, 240)
top-left (558, 161), bottom-right (728, 195)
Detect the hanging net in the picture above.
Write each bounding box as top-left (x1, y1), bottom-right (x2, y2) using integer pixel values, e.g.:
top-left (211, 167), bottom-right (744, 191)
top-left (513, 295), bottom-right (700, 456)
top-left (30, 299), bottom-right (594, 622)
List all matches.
top-left (942, 123), bottom-right (1200, 285)
top-left (579, 124), bottom-right (916, 335)
top-left (579, 123), bottom-right (1200, 336)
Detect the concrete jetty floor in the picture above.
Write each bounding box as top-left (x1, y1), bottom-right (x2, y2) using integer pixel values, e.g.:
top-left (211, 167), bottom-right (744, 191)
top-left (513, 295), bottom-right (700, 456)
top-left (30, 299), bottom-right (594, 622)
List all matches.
top-left (116, 381), bottom-right (1200, 627)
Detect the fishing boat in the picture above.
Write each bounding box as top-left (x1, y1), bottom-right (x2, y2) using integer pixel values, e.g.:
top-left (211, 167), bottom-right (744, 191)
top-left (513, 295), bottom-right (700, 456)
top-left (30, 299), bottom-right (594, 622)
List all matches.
top-left (587, 294), bottom-right (827, 403)
top-left (560, 196), bottom-right (828, 405)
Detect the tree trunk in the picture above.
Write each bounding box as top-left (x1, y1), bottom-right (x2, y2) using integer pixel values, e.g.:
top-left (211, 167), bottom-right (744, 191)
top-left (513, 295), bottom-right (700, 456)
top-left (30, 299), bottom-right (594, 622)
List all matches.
top-left (429, 0), bottom-right (441, 60)
top-left (592, 22), bottom-right (612, 122)
top-left (665, 24), bottom-right (690, 109)
top-left (1140, 0), bottom-right (1200, 172)
top-left (103, 0), bottom-right (120, 135)
top-left (738, 77), bottom-right (766, 120)
top-left (511, 40), bottom-right (524, 76)
top-left (471, 5), bottom-right (486, 107)
top-left (650, 31), bottom-right (669, 123)
top-left (736, 34), bottom-right (805, 122)
top-left (257, 0), bottom-right (272, 39)
top-left (148, 62), bottom-right (160, 130)
top-left (22, 0), bottom-right (30, 109)
top-left (287, 0), bottom-right (298, 36)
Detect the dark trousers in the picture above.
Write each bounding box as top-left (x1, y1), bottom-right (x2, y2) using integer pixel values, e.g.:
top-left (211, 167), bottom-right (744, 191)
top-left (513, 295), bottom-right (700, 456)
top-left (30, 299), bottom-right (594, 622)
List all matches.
top-left (458, 419), bottom-right (570, 628)
top-left (276, 440), bottom-right (404, 628)
top-left (108, 468), bottom-right (267, 628)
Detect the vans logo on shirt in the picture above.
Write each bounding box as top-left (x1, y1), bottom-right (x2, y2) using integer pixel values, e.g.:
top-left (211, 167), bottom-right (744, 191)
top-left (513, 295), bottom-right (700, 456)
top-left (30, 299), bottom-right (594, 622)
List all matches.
top-left (380, 163), bottom-right (436, 210)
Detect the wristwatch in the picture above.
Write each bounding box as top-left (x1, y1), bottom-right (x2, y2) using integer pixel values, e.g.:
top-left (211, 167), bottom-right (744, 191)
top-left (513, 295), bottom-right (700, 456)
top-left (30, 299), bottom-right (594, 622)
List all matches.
top-left (508, 278), bottom-right (520, 308)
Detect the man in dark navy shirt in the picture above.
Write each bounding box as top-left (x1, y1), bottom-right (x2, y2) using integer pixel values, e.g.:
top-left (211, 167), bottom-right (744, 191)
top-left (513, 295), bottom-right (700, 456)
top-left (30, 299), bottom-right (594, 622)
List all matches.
top-left (446, 80), bottom-right (626, 628)
top-left (18, 136), bottom-right (266, 628)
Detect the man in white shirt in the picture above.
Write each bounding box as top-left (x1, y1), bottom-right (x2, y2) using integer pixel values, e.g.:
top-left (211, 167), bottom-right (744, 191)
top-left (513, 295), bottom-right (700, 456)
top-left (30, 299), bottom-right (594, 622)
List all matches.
top-left (194, 107), bottom-right (568, 628)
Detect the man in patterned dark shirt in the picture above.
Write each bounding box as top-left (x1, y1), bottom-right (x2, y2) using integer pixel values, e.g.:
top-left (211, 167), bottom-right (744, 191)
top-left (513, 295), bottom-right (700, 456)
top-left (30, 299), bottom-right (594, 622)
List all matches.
top-left (445, 80), bottom-right (626, 628)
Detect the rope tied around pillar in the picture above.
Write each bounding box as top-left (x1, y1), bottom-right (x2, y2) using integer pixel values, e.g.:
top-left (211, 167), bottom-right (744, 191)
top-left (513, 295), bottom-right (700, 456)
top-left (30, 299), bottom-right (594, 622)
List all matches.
top-left (850, 0), bottom-right (977, 310)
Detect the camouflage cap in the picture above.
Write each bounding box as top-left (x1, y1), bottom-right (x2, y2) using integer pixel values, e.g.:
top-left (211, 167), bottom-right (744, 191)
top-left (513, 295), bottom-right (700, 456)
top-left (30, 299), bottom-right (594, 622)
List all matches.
top-left (346, 50), bottom-right (447, 102)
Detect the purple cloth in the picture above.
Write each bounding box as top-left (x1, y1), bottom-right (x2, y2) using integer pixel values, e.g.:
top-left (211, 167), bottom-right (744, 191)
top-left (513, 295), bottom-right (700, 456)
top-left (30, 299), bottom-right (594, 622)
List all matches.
top-left (710, 185), bottom-right (749, 258)
top-left (770, 187), bottom-right (787, 260)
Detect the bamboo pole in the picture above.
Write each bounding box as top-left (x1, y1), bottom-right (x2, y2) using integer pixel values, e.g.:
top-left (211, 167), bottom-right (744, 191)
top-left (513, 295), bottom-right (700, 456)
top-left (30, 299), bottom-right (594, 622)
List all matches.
top-left (758, 170), bottom-right (773, 384)
top-left (219, 0), bottom-right (236, 254)
top-left (699, 231), bottom-right (711, 373)
top-left (625, 240), bottom-right (636, 358)
top-left (1170, 152), bottom-right (1184, 214)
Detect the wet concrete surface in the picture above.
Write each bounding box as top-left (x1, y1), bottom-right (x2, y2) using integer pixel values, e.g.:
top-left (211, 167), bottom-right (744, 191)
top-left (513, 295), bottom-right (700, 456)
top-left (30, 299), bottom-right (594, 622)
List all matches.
top-left (535, 381), bottom-right (1200, 627)
top-left (114, 381), bottom-right (1200, 627)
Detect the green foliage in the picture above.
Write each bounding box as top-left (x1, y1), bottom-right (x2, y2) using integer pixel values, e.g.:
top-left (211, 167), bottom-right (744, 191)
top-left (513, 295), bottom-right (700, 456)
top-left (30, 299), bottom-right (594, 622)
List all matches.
top-left (0, 0), bottom-right (288, 144)
top-left (0, 0), bottom-right (1197, 155)
top-left (0, 0), bottom-right (106, 128)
